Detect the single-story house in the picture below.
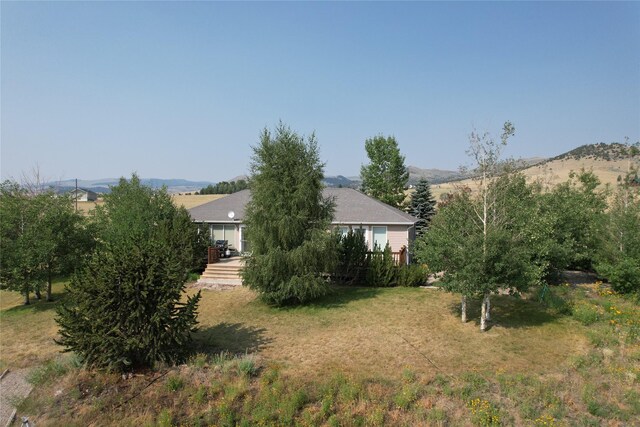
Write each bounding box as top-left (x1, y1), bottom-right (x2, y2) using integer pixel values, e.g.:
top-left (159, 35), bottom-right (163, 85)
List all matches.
top-left (68, 188), bottom-right (98, 202)
top-left (189, 188), bottom-right (417, 254)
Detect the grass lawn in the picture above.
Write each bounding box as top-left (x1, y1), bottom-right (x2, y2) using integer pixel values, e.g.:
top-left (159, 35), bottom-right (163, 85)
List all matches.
top-left (0, 281), bottom-right (67, 370)
top-left (193, 286), bottom-right (587, 381)
top-left (2, 281), bottom-right (638, 426)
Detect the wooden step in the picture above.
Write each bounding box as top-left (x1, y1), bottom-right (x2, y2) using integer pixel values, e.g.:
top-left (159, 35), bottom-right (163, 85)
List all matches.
top-left (201, 272), bottom-right (242, 279)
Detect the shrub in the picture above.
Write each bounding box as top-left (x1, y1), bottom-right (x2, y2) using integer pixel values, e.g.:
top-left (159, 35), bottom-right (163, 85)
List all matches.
top-left (367, 243), bottom-right (396, 287)
top-left (335, 229), bottom-right (369, 285)
top-left (236, 355), bottom-right (258, 377)
top-left (397, 264), bottom-right (429, 287)
top-left (597, 258), bottom-right (640, 294)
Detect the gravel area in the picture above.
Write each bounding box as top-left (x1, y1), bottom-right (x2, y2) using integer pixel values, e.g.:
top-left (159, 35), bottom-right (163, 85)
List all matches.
top-left (0, 369), bottom-right (33, 427)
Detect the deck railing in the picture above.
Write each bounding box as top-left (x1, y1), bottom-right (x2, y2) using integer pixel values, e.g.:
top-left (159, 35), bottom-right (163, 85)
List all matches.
top-left (365, 246), bottom-right (408, 266)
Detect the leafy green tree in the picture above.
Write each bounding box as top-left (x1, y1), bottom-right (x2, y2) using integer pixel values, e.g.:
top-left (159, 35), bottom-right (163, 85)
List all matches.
top-left (242, 123), bottom-right (337, 306)
top-left (409, 178), bottom-right (437, 238)
top-left (56, 175), bottom-right (201, 370)
top-left (538, 170), bottom-right (607, 273)
top-left (0, 181), bottom-right (45, 304)
top-left (416, 174), bottom-right (541, 329)
top-left (39, 192), bottom-right (94, 301)
top-left (0, 181), bottom-right (90, 304)
top-left (360, 135), bottom-right (409, 208)
top-left (596, 174), bottom-right (640, 294)
top-left (416, 123), bottom-right (543, 331)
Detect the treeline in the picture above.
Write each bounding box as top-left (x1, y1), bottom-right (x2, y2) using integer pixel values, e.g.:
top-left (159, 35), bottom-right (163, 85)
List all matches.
top-left (552, 141), bottom-right (640, 162)
top-left (198, 180), bottom-right (248, 194)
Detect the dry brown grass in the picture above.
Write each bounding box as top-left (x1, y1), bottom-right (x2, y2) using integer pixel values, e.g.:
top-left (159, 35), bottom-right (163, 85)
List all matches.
top-left (171, 194), bottom-right (227, 210)
top-left (193, 286), bottom-right (587, 381)
top-left (422, 157), bottom-right (640, 201)
top-left (74, 194), bottom-right (226, 215)
top-left (1, 284), bottom-right (586, 380)
top-left (0, 282), bottom-right (66, 369)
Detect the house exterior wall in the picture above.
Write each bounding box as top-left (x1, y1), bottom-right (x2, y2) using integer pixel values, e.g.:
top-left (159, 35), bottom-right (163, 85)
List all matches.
top-left (386, 225), bottom-right (409, 252)
top-left (333, 223), bottom-right (410, 253)
top-left (206, 222), bottom-right (412, 254)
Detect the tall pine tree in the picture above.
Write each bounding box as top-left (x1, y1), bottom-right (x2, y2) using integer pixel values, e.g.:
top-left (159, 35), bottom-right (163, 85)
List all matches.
top-left (409, 178), bottom-right (436, 238)
top-left (242, 123), bottom-right (337, 306)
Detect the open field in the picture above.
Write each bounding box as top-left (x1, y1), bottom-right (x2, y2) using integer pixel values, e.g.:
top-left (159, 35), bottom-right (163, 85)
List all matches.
top-left (75, 194), bottom-right (226, 214)
top-left (2, 280), bottom-right (639, 425)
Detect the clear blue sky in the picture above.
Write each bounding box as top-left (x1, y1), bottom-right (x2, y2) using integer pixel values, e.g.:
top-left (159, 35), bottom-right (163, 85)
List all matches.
top-left (2, 1), bottom-right (639, 182)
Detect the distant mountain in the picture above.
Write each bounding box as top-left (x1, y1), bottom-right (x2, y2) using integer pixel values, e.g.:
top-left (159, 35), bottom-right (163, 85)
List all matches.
top-left (46, 178), bottom-right (215, 194)
top-left (407, 166), bottom-right (466, 184)
top-left (227, 175), bottom-right (249, 183)
top-left (323, 175), bottom-right (358, 188)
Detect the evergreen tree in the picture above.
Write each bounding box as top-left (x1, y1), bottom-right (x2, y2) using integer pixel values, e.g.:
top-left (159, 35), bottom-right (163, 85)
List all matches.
top-left (409, 178), bottom-right (437, 238)
top-left (242, 123), bottom-right (337, 306)
top-left (360, 135), bottom-right (409, 208)
top-left (56, 174), bottom-right (201, 370)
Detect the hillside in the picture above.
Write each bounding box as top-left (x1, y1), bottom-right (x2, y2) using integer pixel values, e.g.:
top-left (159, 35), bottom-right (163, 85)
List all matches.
top-left (428, 142), bottom-right (639, 200)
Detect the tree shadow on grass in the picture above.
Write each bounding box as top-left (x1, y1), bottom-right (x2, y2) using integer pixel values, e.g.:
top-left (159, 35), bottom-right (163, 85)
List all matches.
top-left (193, 322), bottom-right (273, 356)
top-left (275, 286), bottom-right (382, 311)
top-left (447, 294), bottom-right (564, 330)
top-left (1, 290), bottom-right (66, 316)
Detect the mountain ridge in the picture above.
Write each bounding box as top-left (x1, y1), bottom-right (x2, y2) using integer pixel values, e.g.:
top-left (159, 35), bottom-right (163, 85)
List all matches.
top-left (45, 142), bottom-right (638, 194)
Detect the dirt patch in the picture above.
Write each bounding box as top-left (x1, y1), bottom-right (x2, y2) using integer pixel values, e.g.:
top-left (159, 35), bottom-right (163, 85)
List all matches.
top-left (561, 270), bottom-right (599, 286)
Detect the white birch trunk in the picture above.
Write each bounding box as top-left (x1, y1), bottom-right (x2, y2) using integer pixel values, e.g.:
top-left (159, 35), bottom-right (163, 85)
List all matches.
top-left (485, 295), bottom-right (491, 321)
top-left (461, 295), bottom-right (467, 323)
top-left (480, 294), bottom-right (488, 332)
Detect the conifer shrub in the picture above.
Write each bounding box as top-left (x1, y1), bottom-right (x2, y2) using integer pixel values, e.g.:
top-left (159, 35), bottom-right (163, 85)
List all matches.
top-left (366, 243), bottom-right (396, 287)
top-left (396, 264), bottom-right (429, 287)
top-left (56, 175), bottom-right (201, 371)
top-left (335, 229), bottom-right (369, 285)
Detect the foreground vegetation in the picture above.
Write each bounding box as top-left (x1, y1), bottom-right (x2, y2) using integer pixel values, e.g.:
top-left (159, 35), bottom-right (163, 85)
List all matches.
top-left (2, 279), bottom-right (638, 426)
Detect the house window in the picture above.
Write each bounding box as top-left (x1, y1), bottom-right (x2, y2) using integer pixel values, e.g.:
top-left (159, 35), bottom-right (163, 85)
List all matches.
top-left (211, 224), bottom-right (235, 244)
top-left (240, 226), bottom-right (250, 253)
top-left (372, 226), bottom-right (387, 250)
top-left (337, 226), bottom-right (366, 239)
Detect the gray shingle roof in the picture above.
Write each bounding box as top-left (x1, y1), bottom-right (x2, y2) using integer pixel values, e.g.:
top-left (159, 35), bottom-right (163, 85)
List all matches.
top-left (189, 188), bottom-right (417, 225)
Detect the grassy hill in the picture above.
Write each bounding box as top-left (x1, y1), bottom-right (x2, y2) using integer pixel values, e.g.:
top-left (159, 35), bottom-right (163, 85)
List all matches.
top-left (429, 142), bottom-right (639, 200)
